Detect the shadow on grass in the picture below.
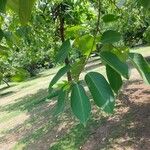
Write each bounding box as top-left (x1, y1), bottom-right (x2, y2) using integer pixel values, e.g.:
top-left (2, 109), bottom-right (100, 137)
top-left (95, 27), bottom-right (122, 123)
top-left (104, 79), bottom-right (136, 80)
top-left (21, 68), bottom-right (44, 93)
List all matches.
top-left (0, 91), bottom-right (15, 98)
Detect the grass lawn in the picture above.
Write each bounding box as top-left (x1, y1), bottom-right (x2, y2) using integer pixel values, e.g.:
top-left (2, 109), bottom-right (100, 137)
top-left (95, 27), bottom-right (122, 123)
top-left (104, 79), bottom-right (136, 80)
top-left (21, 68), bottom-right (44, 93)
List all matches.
top-left (0, 46), bottom-right (149, 150)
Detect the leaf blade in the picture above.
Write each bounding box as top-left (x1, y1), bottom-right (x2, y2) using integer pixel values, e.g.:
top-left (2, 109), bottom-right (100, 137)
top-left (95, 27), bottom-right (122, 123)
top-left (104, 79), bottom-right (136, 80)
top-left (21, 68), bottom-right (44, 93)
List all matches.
top-left (49, 65), bottom-right (70, 91)
top-left (71, 83), bottom-right (91, 125)
top-left (106, 65), bottom-right (123, 93)
top-left (100, 51), bottom-right (129, 79)
top-left (129, 53), bottom-right (150, 84)
top-left (85, 72), bottom-right (115, 114)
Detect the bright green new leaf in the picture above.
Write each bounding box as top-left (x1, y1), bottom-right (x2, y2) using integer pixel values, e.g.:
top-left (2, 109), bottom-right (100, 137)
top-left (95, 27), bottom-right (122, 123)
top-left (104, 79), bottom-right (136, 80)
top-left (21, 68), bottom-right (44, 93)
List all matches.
top-left (102, 14), bottom-right (119, 23)
top-left (85, 72), bottom-right (115, 114)
top-left (100, 51), bottom-right (129, 79)
top-left (49, 65), bottom-right (70, 91)
top-left (75, 34), bottom-right (95, 56)
top-left (129, 53), bottom-right (150, 84)
top-left (53, 89), bottom-right (66, 116)
top-left (101, 30), bottom-right (121, 44)
top-left (55, 39), bottom-right (72, 63)
top-left (71, 83), bottom-right (91, 125)
top-left (0, 0), bottom-right (7, 13)
top-left (106, 65), bottom-right (123, 94)
top-left (19, 0), bottom-right (36, 25)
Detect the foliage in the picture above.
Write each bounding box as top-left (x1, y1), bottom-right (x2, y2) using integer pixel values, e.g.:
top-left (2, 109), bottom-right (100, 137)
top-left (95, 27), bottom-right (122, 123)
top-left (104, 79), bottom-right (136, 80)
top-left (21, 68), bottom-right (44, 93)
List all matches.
top-left (0, 0), bottom-right (150, 125)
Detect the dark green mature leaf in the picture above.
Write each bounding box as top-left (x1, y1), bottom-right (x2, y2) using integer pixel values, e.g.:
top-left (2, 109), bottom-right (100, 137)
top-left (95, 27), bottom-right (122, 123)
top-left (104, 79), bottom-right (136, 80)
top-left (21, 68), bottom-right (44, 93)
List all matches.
top-left (49, 65), bottom-right (70, 91)
top-left (71, 83), bottom-right (91, 125)
top-left (75, 34), bottom-right (95, 56)
top-left (102, 14), bottom-right (119, 23)
top-left (100, 51), bottom-right (129, 79)
top-left (53, 89), bottom-right (66, 115)
top-left (101, 30), bottom-right (121, 44)
top-left (106, 65), bottom-right (123, 93)
top-left (129, 53), bottom-right (150, 84)
top-left (0, 0), bottom-right (7, 13)
top-left (55, 39), bottom-right (72, 63)
top-left (85, 72), bottom-right (115, 113)
top-left (19, 0), bottom-right (35, 25)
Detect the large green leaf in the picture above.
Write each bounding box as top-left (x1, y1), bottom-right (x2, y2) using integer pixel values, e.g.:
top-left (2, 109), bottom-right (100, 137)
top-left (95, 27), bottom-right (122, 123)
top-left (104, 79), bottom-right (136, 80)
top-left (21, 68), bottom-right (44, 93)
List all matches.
top-left (101, 30), bottom-right (121, 44)
top-left (53, 89), bottom-right (66, 116)
top-left (55, 39), bottom-right (72, 63)
top-left (106, 65), bottom-right (123, 94)
top-left (0, 0), bottom-right (7, 13)
top-left (85, 72), bottom-right (115, 114)
top-left (102, 14), bottom-right (119, 23)
top-left (100, 51), bottom-right (129, 79)
top-left (129, 53), bottom-right (150, 84)
top-left (49, 65), bottom-right (70, 91)
top-left (71, 83), bottom-right (91, 125)
top-left (19, 0), bottom-right (35, 25)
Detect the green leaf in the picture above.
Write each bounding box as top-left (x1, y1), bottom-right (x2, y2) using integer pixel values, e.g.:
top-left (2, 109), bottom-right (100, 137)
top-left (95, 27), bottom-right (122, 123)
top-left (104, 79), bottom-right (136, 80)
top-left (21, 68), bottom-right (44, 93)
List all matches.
top-left (101, 30), bottom-right (121, 44)
top-left (75, 34), bottom-right (95, 56)
top-left (71, 57), bottom-right (86, 81)
top-left (55, 39), bottom-right (72, 63)
top-left (129, 53), bottom-right (150, 84)
top-left (19, 0), bottom-right (35, 25)
top-left (106, 65), bottom-right (123, 94)
top-left (49, 65), bottom-right (70, 91)
top-left (85, 72), bottom-right (115, 114)
top-left (100, 51), bottom-right (129, 79)
top-left (53, 89), bottom-right (66, 116)
top-left (0, 0), bottom-right (7, 13)
top-left (102, 14), bottom-right (119, 23)
top-left (71, 83), bottom-right (91, 125)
